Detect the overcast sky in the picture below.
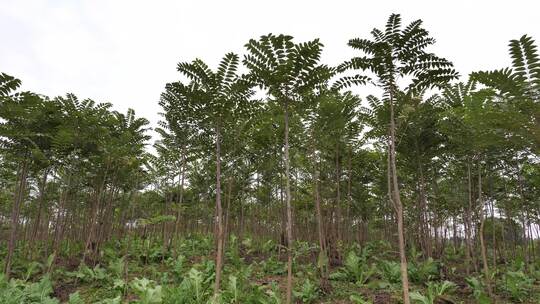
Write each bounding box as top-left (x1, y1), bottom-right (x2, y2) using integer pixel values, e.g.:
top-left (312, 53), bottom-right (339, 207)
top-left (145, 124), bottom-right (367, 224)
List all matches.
top-left (2, 0), bottom-right (539, 138)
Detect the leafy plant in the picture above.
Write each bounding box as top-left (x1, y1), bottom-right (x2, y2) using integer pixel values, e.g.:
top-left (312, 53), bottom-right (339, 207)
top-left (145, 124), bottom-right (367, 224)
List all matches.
top-left (130, 277), bottom-right (163, 304)
top-left (24, 261), bottom-right (43, 281)
top-left (410, 281), bottom-right (456, 304)
top-left (0, 273), bottom-right (59, 304)
top-left (408, 258), bottom-right (439, 283)
top-left (350, 294), bottom-right (373, 304)
top-left (260, 256), bottom-right (287, 276)
top-left (219, 273), bottom-right (271, 304)
top-left (465, 276), bottom-right (490, 304)
top-left (330, 251), bottom-right (375, 286)
top-left (94, 296), bottom-right (122, 304)
top-left (501, 270), bottom-right (533, 302)
top-left (164, 266), bottom-right (214, 304)
top-left (260, 282), bottom-right (283, 304)
top-left (378, 260), bottom-right (402, 285)
top-left (70, 264), bottom-right (107, 282)
top-left (67, 292), bottom-right (84, 304)
top-left (107, 256), bottom-right (125, 279)
top-left (293, 280), bottom-right (319, 303)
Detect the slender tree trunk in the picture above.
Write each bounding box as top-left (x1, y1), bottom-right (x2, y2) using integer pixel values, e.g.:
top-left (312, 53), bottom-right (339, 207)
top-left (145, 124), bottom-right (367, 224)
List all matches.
top-left (162, 190), bottom-right (171, 256)
top-left (4, 158), bottom-right (29, 279)
top-left (223, 178), bottom-right (233, 259)
top-left (30, 169), bottom-right (49, 259)
top-left (83, 162), bottom-right (110, 263)
top-left (478, 159), bottom-right (493, 297)
top-left (32, 170), bottom-right (49, 239)
top-left (346, 147), bottom-right (352, 244)
top-left (213, 123), bottom-right (225, 297)
top-left (465, 160), bottom-right (477, 274)
top-left (388, 91), bottom-right (410, 304)
top-left (335, 144), bottom-right (342, 245)
top-left (284, 99), bottom-right (294, 304)
top-left (312, 140), bottom-right (329, 289)
top-left (173, 149), bottom-right (186, 251)
top-left (516, 167), bottom-right (530, 268)
top-left (51, 174), bottom-right (72, 270)
top-left (418, 161), bottom-right (432, 258)
top-left (488, 172), bottom-right (497, 268)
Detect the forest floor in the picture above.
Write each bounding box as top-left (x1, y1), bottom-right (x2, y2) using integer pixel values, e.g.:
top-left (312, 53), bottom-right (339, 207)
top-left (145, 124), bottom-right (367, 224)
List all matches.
top-left (2, 235), bottom-right (540, 303)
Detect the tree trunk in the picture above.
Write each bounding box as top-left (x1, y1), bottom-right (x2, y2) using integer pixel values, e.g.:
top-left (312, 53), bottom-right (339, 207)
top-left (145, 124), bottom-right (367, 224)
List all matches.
top-left (30, 169), bottom-right (49, 259)
top-left (32, 170), bottom-right (48, 239)
top-left (223, 178), bottom-right (233, 258)
top-left (284, 99), bottom-right (294, 304)
top-left (478, 159), bottom-right (493, 297)
top-left (173, 149), bottom-right (186, 251)
top-left (346, 147), bottom-right (352, 244)
top-left (388, 91), bottom-right (411, 304)
top-left (465, 160), bottom-right (477, 274)
top-left (335, 144), bottom-right (342, 245)
top-left (417, 160), bottom-right (432, 258)
top-left (213, 123), bottom-right (225, 297)
top-left (312, 141), bottom-right (329, 289)
top-left (4, 158), bottom-right (29, 279)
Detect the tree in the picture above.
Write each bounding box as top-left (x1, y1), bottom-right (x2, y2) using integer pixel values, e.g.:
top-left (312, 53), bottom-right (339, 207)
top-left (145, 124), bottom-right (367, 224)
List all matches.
top-left (164, 52), bottom-right (254, 296)
top-left (340, 14), bottom-right (458, 302)
top-left (243, 34), bottom-right (332, 303)
top-left (0, 75), bottom-right (64, 277)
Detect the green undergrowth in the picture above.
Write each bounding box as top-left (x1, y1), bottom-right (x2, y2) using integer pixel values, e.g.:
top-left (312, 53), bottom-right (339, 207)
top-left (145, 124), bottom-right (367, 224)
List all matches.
top-left (1, 235), bottom-right (539, 303)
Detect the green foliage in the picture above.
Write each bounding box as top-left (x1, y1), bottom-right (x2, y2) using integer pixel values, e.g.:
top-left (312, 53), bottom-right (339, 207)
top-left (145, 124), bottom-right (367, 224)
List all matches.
top-left (130, 277), bottom-right (163, 304)
top-left (410, 280), bottom-right (456, 304)
top-left (260, 256), bottom-right (287, 276)
top-left (67, 292), bottom-right (84, 304)
top-left (465, 276), bottom-right (490, 304)
top-left (219, 273), bottom-right (273, 304)
top-left (500, 270), bottom-right (534, 302)
top-left (341, 13), bottom-right (458, 93)
top-left (69, 264), bottom-right (107, 283)
top-left (107, 256), bottom-right (125, 279)
top-left (226, 235), bottom-right (245, 267)
top-left (377, 260), bottom-right (402, 286)
top-left (0, 72), bottom-right (22, 96)
top-left (408, 258), bottom-right (439, 283)
top-left (293, 280), bottom-right (319, 303)
top-left (349, 294), bottom-right (373, 304)
top-left (24, 261), bottom-right (43, 281)
top-left (243, 33), bottom-right (332, 101)
top-left (138, 215), bottom-right (177, 226)
top-left (164, 265), bottom-right (214, 304)
top-left (0, 273), bottom-right (58, 304)
top-left (330, 251), bottom-right (375, 286)
top-left (94, 296), bottom-right (122, 304)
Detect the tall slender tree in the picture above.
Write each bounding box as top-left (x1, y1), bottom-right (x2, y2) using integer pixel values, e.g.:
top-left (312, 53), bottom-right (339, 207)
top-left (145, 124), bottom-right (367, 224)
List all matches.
top-left (164, 52), bottom-right (254, 296)
top-left (243, 34), bottom-right (333, 303)
top-left (340, 14), bottom-right (458, 302)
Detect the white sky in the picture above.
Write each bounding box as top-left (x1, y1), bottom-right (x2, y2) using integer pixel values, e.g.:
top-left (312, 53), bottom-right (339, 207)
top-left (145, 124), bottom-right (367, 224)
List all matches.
top-left (1, 0), bottom-right (540, 141)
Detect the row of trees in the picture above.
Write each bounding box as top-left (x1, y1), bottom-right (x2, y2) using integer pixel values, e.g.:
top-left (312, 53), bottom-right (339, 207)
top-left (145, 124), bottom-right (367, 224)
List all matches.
top-left (1, 14), bottom-right (539, 302)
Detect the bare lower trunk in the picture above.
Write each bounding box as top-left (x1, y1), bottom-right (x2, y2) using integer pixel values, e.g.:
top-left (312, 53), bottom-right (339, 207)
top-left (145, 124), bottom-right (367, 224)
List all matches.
top-left (4, 158), bottom-right (29, 279)
top-left (388, 91), bottom-right (410, 304)
top-left (31, 170), bottom-right (48, 243)
top-left (335, 144), bottom-right (342, 245)
top-left (478, 160), bottom-right (493, 297)
top-left (284, 100), bottom-right (294, 304)
top-left (173, 150), bottom-right (186, 251)
top-left (213, 124), bottom-right (224, 297)
top-left (466, 160), bottom-right (477, 274)
top-left (312, 142), bottom-right (329, 289)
